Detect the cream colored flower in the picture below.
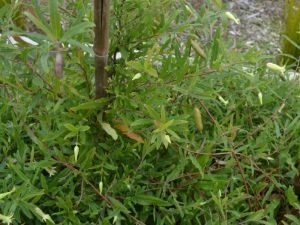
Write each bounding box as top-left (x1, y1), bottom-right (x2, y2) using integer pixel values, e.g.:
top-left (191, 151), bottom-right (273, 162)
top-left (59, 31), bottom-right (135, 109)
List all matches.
top-left (74, 145), bottom-right (79, 162)
top-left (132, 73), bottom-right (141, 80)
top-left (0, 187), bottom-right (15, 200)
top-left (99, 181), bottom-right (103, 194)
top-left (225, 12), bottom-right (240, 24)
top-left (35, 207), bottom-right (54, 223)
top-left (0, 214), bottom-right (13, 224)
top-left (45, 167), bottom-right (56, 177)
top-left (258, 91), bottom-right (263, 105)
top-left (266, 63), bottom-right (285, 74)
top-left (218, 95), bottom-right (229, 106)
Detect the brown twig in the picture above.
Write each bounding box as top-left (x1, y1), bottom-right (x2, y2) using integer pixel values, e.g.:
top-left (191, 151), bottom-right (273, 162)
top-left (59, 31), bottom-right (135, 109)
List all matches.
top-left (52, 156), bottom-right (146, 225)
top-left (25, 61), bottom-right (55, 92)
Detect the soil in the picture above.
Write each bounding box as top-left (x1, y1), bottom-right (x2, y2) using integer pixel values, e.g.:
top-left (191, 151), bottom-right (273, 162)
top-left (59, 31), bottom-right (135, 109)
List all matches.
top-left (188, 0), bottom-right (284, 54)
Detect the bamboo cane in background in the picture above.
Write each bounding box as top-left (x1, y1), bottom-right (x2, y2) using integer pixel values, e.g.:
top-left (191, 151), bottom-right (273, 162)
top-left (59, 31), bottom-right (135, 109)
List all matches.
top-left (94, 0), bottom-right (110, 98)
top-left (281, 0), bottom-right (300, 67)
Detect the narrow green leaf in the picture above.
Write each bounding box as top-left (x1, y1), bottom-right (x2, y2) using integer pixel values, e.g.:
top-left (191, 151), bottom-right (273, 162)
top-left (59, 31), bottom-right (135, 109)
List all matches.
top-left (70, 98), bottom-right (109, 112)
top-left (130, 119), bottom-right (153, 127)
top-left (24, 12), bottom-right (56, 41)
top-left (67, 39), bottom-right (94, 55)
top-left (245, 209), bottom-right (266, 222)
top-left (127, 61), bottom-right (158, 77)
top-left (63, 123), bottom-right (78, 132)
top-left (189, 155), bottom-right (203, 176)
top-left (210, 27), bottom-right (221, 66)
top-left (49, 0), bottom-right (62, 38)
top-left (25, 127), bottom-right (48, 156)
top-left (78, 125), bottom-right (90, 132)
top-left (283, 35), bottom-right (300, 51)
top-left (285, 214), bottom-right (300, 224)
top-left (8, 161), bottom-right (29, 182)
top-left (61, 22), bottom-right (94, 41)
top-left (40, 175), bottom-right (48, 193)
top-left (109, 197), bottom-right (130, 214)
top-left (198, 142), bottom-right (213, 168)
top-left (133, 194), bottom-right (171, 206)
top-left (154, 120), bottom-right (174, 132)
top-left (144, 105), bottom-right (160, 119)
top-left (285, 186), bottom-right (300, 210)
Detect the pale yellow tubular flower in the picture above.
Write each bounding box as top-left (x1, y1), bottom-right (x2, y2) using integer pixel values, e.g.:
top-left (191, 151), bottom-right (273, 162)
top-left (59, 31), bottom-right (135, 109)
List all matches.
top-left (113, 215), bottom-right (118, 224)
top-left (0, 187), bottom-right (16, 200)
top-left (266, 62), bottom-right (286, 80)
top-left (74, 145), bottom-right (79, 162)
top-left (99, 181), bottom-right (103, 194)
top-left (132, 73), bottom-right (142, 80)
top-left (278, 103), bottom-right (285, 113)
top-left (165, 135), bottom-right (171, 144)
top-left (44, 167), bottom-right (56, 177)
top-left (0, 214), bottom-right (13, 224)
top-left (258, 91), bottom-right (263, 105)
top-left (35, 207), bottom-right (54, 224)
top-left (218, 95), bottom-right (229, 106)
top-left (266, 63), bottom-right (285, 74)
top-left (225, 11), bottom-right (240, 24)
top-left (193, 107), bottom-right (203, 133)
top-left (185, 4), bottom-right (194, 16)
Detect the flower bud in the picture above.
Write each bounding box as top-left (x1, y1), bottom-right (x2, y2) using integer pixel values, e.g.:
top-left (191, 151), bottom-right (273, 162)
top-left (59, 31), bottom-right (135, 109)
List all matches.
top-left (132, 73), bottom-right (142, 80)
top-left (225, 12), bottom-right (240, 24)
top-left (99, 181), bottom-right (103, 194)
top-left (267, 63), bottom-right (285, 74)
top-left (113, 215), bottom-right (118, 224)
top-left (258, 91), bottom-right (263, 105)
top-left (194, 107), bottom-right (203, 132)
top-left (218, 96), bottom-right (229, 106)
top-left (74, 145), bottom-right (79, 162)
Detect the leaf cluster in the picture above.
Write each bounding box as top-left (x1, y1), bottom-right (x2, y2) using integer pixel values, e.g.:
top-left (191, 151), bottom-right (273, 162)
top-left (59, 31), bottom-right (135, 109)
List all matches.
top-left (0, 0), bottom-right (300, 224)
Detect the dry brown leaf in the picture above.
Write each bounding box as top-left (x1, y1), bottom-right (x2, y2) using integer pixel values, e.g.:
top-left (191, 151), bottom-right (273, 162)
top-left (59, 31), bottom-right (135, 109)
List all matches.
top-left (114, 123), bottom-right (129, 133)
top-left (126, 132), bottom-right (144, 143)
top-left (114, 120), bottom-right (144, 143)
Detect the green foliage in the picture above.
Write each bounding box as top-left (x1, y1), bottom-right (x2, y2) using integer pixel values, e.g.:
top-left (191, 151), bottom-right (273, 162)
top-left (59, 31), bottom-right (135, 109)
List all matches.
top-left (281, 0), bottom-right (300, 66)
top-left (1, 0), bottom-right (300, 224)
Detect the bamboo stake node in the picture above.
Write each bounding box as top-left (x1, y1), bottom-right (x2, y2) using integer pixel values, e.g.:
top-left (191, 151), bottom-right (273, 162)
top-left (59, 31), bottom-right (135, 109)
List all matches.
top-left (94, 53), bottom-right (109, 59)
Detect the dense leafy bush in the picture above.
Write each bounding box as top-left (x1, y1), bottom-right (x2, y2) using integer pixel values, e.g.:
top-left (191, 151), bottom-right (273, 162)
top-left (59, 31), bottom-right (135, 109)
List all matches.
top-left (1, 0), bottom-right (300, 224)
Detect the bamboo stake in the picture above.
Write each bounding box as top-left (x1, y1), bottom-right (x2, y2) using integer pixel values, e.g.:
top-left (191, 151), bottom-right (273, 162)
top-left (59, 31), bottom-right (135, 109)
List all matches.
top-left (94, 0), bottom-right (110, 98)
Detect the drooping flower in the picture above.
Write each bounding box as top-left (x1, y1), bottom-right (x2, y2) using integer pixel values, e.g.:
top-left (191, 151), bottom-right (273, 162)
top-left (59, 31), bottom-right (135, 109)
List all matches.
top-left (0, 187), bottom-right (16, 200)
top-left (0, 213), bottom-right (13, 224)
top-left (35, 207), bottom-right (54, 223)
top-left (74, 145), bottom-right (79, 162)
top-left (44, 167), bottom-right (56, 177)
top-left (99, 181), bottom-right (103, 194)
top-left (218, 95), bottom-right (229, 106)
top-left (225, 12), bottom-right (240, 24)
top-left (266, 63), bottom-right (286, 80)
top-left (258, 91), bottom-right (263, 105)
top-left (266, 63), bottom-right (286, 74)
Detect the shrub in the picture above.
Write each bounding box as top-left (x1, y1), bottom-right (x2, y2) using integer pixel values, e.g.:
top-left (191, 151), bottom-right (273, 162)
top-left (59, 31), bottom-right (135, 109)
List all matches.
top-left (0, 0), bottom-right (300, 224)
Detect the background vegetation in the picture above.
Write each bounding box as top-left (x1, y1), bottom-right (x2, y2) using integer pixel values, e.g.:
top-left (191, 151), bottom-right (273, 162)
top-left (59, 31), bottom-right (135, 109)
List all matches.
top-left (0, 0), bottom-right (300, 224)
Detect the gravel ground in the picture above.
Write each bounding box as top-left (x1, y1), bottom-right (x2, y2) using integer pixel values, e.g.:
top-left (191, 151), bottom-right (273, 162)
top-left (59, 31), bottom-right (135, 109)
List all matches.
top-left (188, 0), bottom-right (284, 53)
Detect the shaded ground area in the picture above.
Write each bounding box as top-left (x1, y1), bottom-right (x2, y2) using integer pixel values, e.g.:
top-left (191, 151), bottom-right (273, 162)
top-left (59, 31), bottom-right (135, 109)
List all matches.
top-left (189, 0), bottom-right (284, 53)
